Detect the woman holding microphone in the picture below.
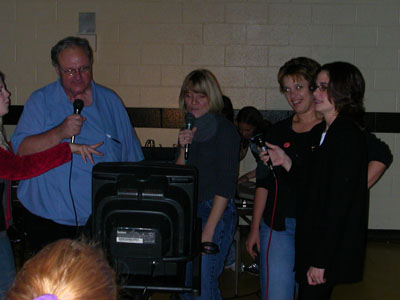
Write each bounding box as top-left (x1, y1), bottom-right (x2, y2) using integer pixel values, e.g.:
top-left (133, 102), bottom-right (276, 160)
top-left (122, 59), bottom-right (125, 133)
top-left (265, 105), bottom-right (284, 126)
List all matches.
top-left (246, 57), bottom-right (323, 300)
top-left (176, 69), bottom-right (240, 300)
top-left (263, 62), bottom-right (368, 299)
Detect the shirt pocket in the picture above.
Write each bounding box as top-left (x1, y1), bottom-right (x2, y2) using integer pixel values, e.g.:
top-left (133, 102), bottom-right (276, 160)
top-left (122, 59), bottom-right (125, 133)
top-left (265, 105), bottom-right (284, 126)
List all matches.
top-left (103, 134), bottom-right (122, 162)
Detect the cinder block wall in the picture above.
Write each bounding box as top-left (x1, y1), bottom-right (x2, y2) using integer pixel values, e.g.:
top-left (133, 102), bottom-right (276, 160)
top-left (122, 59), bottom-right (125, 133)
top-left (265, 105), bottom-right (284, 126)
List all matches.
top-left (0, 0), bottom-right (398, 229)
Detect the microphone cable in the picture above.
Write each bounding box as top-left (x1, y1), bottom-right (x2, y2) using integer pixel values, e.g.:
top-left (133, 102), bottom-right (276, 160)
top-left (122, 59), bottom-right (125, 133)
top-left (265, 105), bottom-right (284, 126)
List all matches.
top-left (264, 175), bottom-right (278, 300)
top-left (68, 154), bottom-right (79, 229)
top-left (68, 99), bottom-right (83, 230)
top-left (250, 131), bottom-right (279, 300)
top-left (141, 260), bottom-right (158, 299)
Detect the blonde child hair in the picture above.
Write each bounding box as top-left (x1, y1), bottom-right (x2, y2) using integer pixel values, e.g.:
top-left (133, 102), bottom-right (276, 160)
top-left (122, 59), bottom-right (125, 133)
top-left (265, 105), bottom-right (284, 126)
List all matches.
top-left (6, 239), bottom-right (117, 300)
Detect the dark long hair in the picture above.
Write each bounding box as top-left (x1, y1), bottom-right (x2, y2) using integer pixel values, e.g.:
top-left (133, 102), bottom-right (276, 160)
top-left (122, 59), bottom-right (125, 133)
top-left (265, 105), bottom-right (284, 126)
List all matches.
top-left (320, 62), bottom-right (366, 128)
top-left (236, 106), bottom-right (270, 134)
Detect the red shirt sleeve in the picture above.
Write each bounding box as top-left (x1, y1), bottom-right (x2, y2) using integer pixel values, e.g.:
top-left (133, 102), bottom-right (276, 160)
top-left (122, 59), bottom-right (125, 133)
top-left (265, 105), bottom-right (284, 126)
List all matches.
top-left (0, 142), bottom-right (71, 180)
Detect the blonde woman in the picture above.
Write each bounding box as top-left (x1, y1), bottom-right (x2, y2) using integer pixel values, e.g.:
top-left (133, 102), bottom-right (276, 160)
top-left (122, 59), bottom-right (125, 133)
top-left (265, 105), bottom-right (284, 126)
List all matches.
top-left (177, 69), bottom-right (240, 300)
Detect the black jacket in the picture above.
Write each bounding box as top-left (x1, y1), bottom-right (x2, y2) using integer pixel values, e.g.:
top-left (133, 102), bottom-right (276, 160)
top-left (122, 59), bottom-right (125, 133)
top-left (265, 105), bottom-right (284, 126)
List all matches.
top-left (295, 116), bottom-right (368, 285)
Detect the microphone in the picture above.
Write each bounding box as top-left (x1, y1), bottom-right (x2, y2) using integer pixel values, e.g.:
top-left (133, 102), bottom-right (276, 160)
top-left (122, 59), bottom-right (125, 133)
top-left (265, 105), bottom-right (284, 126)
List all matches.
top-left (184, 112), bottom-right (196, 160)
top-left (71, 99), bottom-right (84, 144)
top-left (251, 132), bottom-right (275, 176)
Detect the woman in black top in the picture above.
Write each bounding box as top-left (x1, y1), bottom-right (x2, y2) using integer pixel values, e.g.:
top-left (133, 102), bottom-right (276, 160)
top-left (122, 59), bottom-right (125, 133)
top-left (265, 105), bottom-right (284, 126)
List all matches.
top-left (246, 57), bottom-right (323, 300)
top-left (249, 57), bottom-right (392, 300)
top-left (264, 62), bottom-right (369, 299)
top-left (177, 69), bottom-right (240, 300)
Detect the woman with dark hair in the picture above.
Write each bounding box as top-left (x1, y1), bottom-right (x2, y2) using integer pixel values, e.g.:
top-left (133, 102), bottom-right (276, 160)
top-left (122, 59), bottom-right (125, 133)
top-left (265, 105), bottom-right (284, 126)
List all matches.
top-left (263, 62), bottom-right (369, 299)
top-left (297, 61), bottom-right (368, 299)
top-left (250, 57), bottom-right (392, 300)
top-left (177, 69), bottom-right (240, 300)
top-left (0, 71), bottom-right (102, 297)
top-left (236, 106), bottom-right (270, 184)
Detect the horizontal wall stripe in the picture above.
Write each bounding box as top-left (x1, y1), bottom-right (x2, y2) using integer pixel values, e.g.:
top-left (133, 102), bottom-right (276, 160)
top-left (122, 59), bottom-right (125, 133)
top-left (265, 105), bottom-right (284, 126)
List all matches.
top-left (4, 105), bottom-right (400, 133)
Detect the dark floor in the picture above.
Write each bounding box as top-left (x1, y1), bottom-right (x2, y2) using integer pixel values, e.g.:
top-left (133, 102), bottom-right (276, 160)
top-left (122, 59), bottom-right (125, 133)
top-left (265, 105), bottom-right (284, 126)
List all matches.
top-left (11, 230), bottom-right (400, 300)
top-left (148, 240), bottom-right (400, 300)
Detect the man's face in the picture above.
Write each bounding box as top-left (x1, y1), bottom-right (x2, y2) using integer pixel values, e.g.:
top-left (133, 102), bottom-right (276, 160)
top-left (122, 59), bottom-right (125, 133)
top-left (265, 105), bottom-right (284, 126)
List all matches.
top-left (56, 46), bottom-right (92, 100)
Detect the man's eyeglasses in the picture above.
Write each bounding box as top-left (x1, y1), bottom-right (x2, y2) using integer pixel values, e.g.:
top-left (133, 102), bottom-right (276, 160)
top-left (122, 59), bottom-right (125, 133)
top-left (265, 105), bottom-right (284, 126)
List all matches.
top-left (59, 66), bottom-right (91, 76)
top-left (310, 84), bottom-right (328, 92)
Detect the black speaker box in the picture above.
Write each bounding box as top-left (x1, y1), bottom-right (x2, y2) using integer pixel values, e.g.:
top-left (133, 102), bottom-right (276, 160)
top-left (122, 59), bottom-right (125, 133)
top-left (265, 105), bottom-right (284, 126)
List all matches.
top-left (92, 162), bottom-right (201, 293)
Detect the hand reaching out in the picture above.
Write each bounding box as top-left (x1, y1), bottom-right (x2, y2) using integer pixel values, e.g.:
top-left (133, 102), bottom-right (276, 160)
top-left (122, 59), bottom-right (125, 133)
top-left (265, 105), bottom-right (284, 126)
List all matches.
top-left (69, 142), bottom-right (104, 164)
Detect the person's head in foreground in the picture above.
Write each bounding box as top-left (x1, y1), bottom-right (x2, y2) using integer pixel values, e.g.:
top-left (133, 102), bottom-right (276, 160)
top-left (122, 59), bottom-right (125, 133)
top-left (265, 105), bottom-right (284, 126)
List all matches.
top-left (6, 239), bottom-right (117, 300)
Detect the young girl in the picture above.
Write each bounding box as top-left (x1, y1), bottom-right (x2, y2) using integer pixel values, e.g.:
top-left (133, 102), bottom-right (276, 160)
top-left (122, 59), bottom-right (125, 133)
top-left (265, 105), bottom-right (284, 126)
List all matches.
top-left (6, 239), bottom-right (117, 300)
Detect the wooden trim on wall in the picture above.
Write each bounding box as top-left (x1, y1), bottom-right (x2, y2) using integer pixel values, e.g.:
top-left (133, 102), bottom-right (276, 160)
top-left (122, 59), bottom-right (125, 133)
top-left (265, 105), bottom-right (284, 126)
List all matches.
top-left (368, 229), bottom-right (400, 242)
top-left (4, 105), bottom-right (400, 133)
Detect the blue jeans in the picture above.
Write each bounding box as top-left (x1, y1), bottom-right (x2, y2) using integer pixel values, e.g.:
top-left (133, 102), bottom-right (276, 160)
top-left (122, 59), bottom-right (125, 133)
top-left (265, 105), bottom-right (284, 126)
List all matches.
top-left (0, 232), bottom-right (16, 299)
top-left (259, 218), bottom-right (296, 300)
top-left (224, 240), bottom-right (236, 266)
top-left (181, 198), bottom-right (237, 300)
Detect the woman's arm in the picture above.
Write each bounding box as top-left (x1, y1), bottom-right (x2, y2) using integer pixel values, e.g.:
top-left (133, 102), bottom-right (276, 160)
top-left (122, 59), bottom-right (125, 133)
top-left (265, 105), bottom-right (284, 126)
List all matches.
top-left (0, 142), bottom-right (103, 181)
top-left (246, 187), bottom-right (268, 259)
top-left (0, 142), bottom-right (71, 180)
top-left (202, 195), bottom-right (228, 247)
top-left (366, 132), bottom-right (392, 189)
top-left (176, 147), bottom-right (186, 165)
top-left (202, 121), bottom-right (240, 247)
top-left (367, 160), bottom-right (387, 189)
top-left (238, 169), bottom-right (256, 183)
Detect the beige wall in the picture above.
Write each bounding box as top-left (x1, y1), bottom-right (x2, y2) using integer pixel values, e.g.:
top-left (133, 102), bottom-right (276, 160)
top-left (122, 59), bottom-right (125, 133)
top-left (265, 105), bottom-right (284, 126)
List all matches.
top-left (1, 0), bottom-right (398, 229)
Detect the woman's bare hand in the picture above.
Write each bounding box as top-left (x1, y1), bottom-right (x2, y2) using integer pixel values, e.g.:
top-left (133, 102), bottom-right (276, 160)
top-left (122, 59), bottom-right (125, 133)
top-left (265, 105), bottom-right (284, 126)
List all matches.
top-left (69, 142), bottom-right (104, 164)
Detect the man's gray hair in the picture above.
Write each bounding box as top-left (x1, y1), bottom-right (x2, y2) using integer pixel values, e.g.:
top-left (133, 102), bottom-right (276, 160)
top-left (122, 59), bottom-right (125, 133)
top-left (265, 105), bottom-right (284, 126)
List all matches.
top-left (51, 36), bottom-right (93, 67)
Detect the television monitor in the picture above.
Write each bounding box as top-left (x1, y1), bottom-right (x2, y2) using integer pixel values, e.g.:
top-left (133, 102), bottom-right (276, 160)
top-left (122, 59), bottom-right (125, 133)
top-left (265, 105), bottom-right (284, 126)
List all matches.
top-left (92, 162), bottom-right (201, 294)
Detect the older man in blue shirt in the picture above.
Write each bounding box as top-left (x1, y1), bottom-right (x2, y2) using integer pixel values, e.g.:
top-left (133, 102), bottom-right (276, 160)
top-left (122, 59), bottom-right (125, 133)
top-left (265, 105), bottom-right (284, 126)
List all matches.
top-left (12, 36), bottom-right (143, 251)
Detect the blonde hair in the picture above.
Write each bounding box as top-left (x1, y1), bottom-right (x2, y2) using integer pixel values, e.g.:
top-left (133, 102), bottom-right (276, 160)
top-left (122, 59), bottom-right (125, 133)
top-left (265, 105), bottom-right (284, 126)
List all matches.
top-left (178, 69), bottom-right (224, 114)
top-left (6, 239), bottom-right (117, 300)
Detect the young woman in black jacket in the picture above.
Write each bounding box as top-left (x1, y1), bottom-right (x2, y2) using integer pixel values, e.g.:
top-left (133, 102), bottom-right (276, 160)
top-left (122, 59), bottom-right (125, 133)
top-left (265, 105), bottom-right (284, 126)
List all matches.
top-left (263, 62), bottom-right (369, 299)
